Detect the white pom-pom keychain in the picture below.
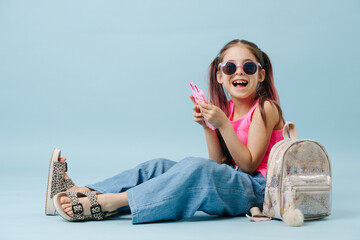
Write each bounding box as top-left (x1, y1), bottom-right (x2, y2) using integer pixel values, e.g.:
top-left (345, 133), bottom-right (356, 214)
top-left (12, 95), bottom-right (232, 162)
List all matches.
top-left (283, 207), bottom-right (304, 227)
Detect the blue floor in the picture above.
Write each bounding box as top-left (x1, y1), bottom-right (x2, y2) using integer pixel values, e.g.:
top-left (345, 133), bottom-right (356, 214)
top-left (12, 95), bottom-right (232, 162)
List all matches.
top-left (1, 141), bottom-right (359, 240)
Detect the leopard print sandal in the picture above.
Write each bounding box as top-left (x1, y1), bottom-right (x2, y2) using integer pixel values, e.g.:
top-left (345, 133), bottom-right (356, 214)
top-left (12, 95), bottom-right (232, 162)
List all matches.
top-left (45, 148), bottom-right (76, 215)
top-left (53, 191), bottom-right (118, 221)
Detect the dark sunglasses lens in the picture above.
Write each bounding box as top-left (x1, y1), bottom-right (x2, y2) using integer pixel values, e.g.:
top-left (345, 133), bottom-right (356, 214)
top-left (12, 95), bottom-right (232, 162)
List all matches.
top-left (243, 62), bottom-right (257, 75)
top-left (222, 62), bottom-right (237, 75)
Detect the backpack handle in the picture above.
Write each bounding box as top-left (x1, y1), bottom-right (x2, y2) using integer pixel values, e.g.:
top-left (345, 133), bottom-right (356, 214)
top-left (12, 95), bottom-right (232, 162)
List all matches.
top-left (283, 122), bottom-right (297, 140)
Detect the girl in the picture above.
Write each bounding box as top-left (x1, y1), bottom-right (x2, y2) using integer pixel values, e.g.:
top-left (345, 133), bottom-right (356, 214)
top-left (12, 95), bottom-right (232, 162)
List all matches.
top-left (46, 39), bottom-right (284, 223)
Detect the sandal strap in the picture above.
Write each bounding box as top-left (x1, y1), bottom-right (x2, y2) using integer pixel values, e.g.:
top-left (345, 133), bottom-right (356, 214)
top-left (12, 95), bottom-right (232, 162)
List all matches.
top-left (82, 191), bottom-right (105, 220)
top-left (50, 162), bottom-right (67, 198)
top-left (53, 161), bottom-right (67, 172)
top-left (66, 191), bottom-right (105, 221)
top-left (50, 162), bottom-right (75, 198)
top-left (64, 178), bottom-right (75, 189)
top-left (66, 191), bottom-right (85, 221)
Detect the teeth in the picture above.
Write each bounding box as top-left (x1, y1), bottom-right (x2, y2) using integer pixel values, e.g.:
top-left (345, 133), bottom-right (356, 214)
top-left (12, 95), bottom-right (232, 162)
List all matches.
top-left (232, 80), bottom-right (248, 86)
top-left (234, 80), bottom-right (247, 84)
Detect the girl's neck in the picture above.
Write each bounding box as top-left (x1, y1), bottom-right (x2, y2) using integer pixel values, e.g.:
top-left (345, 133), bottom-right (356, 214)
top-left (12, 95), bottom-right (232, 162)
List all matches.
top-left (231, 97), bottom-right (257, 120)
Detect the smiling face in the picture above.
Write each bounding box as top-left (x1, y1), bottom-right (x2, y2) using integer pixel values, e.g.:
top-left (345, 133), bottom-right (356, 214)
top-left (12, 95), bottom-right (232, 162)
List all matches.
top-left (216, 43), bottom-right (265, 102)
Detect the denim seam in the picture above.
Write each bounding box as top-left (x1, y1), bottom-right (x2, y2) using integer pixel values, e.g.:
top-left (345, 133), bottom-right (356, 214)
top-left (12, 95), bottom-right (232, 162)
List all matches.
top-left (189, 186), bottom-right (264, 194)
top-left (127, 189), bottom-right (139, 223)
top-left (134, 186), bottom-right (255, 209)
top-left (85, 185), bottom-right (106, 193)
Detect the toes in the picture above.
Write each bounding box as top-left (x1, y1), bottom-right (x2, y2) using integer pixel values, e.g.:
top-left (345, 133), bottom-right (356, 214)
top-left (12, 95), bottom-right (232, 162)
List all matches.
top-left (64, 206), bottom-right (73, 216)
top-left (61, 202), bottom-right (74, 217)
top-left (62, 203), bottom-right (72, 209)
top-left (60, 196), bottom-right (70, 204)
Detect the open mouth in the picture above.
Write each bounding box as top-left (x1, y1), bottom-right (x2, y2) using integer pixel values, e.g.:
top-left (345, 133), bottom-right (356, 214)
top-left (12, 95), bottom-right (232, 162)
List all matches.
top-left (232, 80), bottom-right (248, 88)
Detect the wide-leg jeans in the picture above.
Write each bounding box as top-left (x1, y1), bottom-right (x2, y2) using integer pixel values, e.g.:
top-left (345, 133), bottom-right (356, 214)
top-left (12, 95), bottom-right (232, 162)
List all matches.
top-left (86, 157), bottom-right (266, 224)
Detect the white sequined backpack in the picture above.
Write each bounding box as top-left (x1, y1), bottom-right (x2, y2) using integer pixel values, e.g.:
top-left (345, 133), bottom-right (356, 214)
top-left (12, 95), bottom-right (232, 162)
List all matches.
top-left (247, 122), bottom-right (332, 226)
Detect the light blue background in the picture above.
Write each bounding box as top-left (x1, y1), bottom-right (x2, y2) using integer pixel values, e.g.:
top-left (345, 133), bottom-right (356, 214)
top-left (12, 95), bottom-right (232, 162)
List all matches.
top-left (1, 0), bottom-right (359, 239)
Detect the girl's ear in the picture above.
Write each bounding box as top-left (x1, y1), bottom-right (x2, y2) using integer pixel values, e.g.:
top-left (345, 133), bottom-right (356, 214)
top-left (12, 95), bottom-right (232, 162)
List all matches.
top-left (216, 71), bottom-right (223, 84)
top-left (259, 69), bottom-right (266, 83)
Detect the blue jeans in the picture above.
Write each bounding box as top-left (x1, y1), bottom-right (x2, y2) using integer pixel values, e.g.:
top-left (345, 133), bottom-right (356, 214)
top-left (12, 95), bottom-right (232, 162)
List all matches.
top-left (86, 157), bottom-right (265, 224)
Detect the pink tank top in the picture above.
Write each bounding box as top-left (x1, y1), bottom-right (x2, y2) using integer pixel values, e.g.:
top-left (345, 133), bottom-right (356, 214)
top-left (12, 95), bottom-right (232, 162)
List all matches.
top-left (228, 100), bottom-right (283, 178)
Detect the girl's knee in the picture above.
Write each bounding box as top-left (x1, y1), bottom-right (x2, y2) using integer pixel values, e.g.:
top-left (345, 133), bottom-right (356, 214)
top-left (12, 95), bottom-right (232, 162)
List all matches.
top-left (179, 157), bottom-right (216, 172)
top-left (180, 156), bottom-right (206, 165)
top-left (145, 158), bottom-right (175, 169)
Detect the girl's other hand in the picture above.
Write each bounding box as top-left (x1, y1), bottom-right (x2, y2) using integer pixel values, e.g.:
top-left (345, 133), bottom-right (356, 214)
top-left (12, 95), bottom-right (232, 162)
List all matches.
top-left (189, 95), bottom-right (207, 128)
top-left (198, 101), bottom-right (228, 129)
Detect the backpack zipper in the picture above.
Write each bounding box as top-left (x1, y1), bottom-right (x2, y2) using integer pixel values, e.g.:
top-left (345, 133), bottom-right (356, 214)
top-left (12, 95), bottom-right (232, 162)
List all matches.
top-left (292, 185), bottom-right (331, 192)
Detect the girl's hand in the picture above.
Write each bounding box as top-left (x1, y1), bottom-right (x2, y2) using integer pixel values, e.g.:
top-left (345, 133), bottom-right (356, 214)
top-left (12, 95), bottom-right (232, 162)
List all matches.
top-left (189, 95), bottom-right (207, 128)
top-left (197, 101), bottom-right (228, 129)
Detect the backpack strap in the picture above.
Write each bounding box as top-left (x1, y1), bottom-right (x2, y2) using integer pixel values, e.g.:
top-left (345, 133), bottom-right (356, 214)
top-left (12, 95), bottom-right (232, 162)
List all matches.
top-left (246, 207), bottom-right (272, 222)
top-left (283, 122), bottom-right (297, 140)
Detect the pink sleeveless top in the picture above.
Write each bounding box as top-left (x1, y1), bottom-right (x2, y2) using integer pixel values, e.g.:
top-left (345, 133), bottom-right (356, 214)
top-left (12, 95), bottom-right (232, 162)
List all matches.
top-left (228, 100), bottom-right (283, 178)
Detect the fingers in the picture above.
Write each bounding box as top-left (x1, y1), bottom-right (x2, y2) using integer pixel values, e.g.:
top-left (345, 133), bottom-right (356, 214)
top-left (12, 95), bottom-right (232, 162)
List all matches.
top-left (190, 95), bottom-right (212, 109)
top-left (193, 111), bottom-right (203, 118)
top-left (190, 95), bottom-right (202, 114)
top-left (198, 104), bottom-right (210, 115)
top-left (198, 101), bottom-right (212, 110)
top-left (190, 95), bottom-right (210, 127)
top-left (192, 107), bottom-right (205, 126)
top-left (198, 103), bottom-right (216, 123)
top-left (192, 104), bottom-right (201, 113)
top-left (189, 95), bottom-right (197, 104)
top-left (194, 103), bottom-right (211, 119)
top-left (201, 112), bottom-right (210, 120)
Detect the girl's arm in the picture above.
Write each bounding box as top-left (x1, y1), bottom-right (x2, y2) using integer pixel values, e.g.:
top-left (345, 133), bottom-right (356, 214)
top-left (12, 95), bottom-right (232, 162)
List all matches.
top-left (199, 100), bottom-right (281, 173)
top-left (203, 127), bottom-right (224, 164)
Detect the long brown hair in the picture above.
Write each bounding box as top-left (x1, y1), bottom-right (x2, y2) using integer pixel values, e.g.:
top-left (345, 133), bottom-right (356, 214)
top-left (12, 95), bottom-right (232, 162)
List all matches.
top-left (209, 39), bottom-right (284, 165)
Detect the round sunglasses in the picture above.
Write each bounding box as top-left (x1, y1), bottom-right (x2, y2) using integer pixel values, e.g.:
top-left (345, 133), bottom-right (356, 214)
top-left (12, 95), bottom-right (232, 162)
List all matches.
top-left (218, 61), bottom-right (262, 76)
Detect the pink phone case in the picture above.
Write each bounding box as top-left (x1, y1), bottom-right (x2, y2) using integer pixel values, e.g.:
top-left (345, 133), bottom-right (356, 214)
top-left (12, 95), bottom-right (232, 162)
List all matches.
top-left (190, 82), bottom-right (216, 130)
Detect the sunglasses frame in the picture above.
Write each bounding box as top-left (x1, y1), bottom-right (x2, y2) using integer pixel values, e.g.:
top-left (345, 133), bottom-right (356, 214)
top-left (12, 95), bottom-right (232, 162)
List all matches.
top-left (218, 61), bottom-right (262, 76)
